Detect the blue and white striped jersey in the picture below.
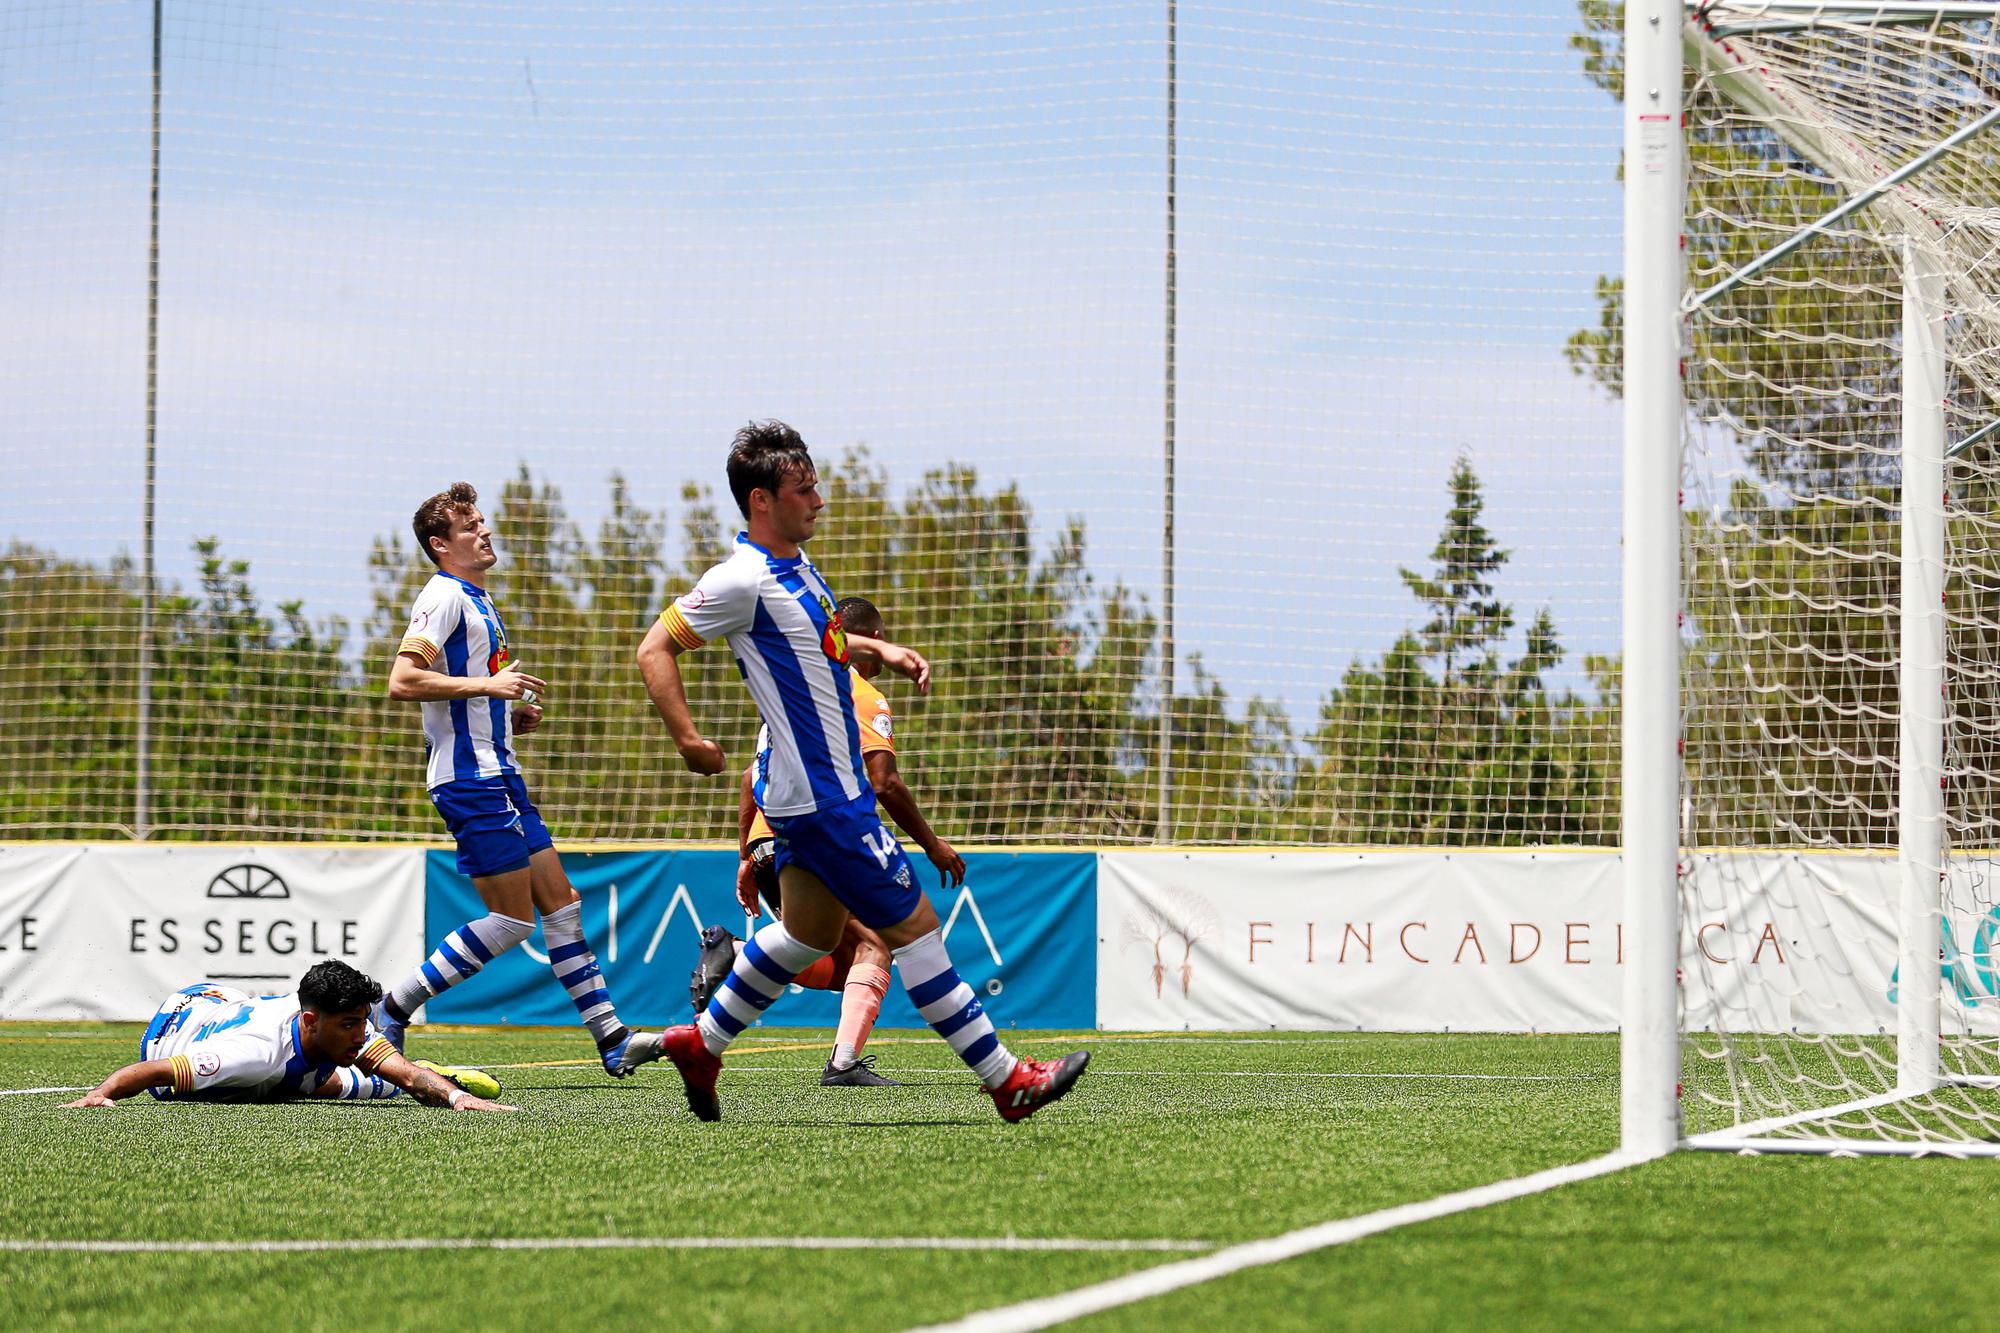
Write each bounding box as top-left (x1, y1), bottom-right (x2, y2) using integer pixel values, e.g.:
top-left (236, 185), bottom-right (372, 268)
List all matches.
top-left (143, 987), bottom-right (395, 1101)
top-left (400, 572), bottom-right (520, 791)
top-left (661, 534), bottom-right (867, 818)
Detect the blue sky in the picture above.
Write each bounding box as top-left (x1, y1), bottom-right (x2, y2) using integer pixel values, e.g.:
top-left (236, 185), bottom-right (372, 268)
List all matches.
top-left (0, 1), bottom-right (1622, 723)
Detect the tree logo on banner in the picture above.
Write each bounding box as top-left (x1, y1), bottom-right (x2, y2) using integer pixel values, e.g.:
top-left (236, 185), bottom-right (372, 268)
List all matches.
top-left (1121, 888), bottom-right (1219, 999)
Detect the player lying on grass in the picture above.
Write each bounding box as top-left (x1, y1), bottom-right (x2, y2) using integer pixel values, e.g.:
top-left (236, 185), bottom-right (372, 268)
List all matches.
top-left (374, 483), bottom-right (664, 1080)
top-left (638, 420), bottom-right (1088, 1124)
top-left (690, 593), bottom-right (968, 1088)
top-left (62, 960), bottom-right (515, 1111)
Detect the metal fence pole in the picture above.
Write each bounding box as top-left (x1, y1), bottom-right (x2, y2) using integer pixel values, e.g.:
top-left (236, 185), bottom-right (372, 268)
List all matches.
top-left (1157, 0), bottom-right (1177, 844)
top-left (137, 0), bottom-right (163, 840)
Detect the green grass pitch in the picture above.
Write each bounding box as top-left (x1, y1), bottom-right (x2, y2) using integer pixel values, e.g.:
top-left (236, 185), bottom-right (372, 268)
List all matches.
top-left (4, 1024), bottom-right (1999, 1330)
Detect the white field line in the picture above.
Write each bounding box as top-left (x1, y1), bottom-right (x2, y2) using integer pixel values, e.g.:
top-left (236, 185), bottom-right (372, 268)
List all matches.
top-left (0, 1086), bottom-right (88, 1097)
top-left (0, 1235), bottom-right (1212, 1256)
top-left (908, 1152), bottom-right (1645, 1333)
top-left (698, 1068), bottom-right (1579, 1082)
top-left (478, 1063), bottom-right (1581, 1081)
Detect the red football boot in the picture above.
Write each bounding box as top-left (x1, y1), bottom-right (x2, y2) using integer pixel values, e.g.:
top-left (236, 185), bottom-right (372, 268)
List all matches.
top-left (660, 1024), bottom-right (722, 1122)
top-left (988, 1050), bottom-right (1091, 1123)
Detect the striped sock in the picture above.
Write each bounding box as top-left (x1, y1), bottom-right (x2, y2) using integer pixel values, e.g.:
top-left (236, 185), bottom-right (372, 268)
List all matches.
top-left (695, 921), bottom-right (826, 1057)
top-left (831, 962), bottom-right (890, 1068)
top-left (384, 912), bottom-right (537, 1022)
top-left (893, 930), bottom-right (1016, 1089)
top-left (328, 1068), bottom-right (400, 1100)
top-left (540, 901), bottom-right (627, 1050)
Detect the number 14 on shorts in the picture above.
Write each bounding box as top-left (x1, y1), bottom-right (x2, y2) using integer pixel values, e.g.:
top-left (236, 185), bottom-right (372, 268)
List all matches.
top-left (861, 827), bottom-right (899, 868)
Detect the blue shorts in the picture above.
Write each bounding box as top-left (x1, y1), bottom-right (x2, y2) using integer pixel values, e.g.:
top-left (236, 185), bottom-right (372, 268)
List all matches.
top-left (768, 792), bottom-right (921, 930)
top-left (430, 773), bottom-right (552, 879)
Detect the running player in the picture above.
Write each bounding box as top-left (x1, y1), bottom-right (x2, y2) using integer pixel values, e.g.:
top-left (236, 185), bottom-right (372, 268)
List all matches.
top-left (373, 483), bottom-right (663, 1078)
top-left (63, 960), bottom-right (514, 1110)
top-left (637, 420), bottom-right (1088, 1123)
top-left (690, 595), bottom-right (968, 1087)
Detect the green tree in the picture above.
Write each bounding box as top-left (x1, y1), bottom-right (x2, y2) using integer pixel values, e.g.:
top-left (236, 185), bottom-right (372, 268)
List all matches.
top-left (1298, 459), bottom-right (1615, 844)
top-left (0, 544), bottom-right (142, 832)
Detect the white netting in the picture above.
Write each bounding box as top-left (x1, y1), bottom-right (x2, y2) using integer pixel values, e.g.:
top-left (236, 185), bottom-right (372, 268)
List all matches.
top-left (0, 3), bottom-right (1621, 844)
top-left (1680, 2), bottom-right (2000, 1150)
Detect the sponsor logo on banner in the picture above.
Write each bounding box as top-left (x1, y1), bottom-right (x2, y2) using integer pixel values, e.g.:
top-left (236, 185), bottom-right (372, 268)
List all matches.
top-left (1119, 886), bottom-right (1219, 999)
top-left (425, 849), bottom-right (1095, 1029)
top-left (0, 846), bottom-right (423, 1022)
top-left (127, 862), bottom-right (367, 985)
top-left (1096, 851), bottom-right (1843, 1034)
top-left (208, 864), bottom-right (289, 899)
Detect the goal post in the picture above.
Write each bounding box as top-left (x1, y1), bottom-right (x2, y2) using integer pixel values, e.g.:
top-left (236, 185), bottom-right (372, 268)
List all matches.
top-left (1627, 0), bottom-right (2000, 1158)
top-left (1896, 235), bottom-right (1946, 1102)
top-left (1620, 0), bottom-right (1685, 1162)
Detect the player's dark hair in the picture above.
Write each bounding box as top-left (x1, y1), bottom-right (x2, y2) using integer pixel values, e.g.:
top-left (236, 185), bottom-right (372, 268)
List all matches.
top-left (835, 595), bottom-right (883, 638)
top-left (297, 960), bottom-right (384, 1015)
top-left (412, 482), bottom-right (479, 566)
top-left (726, 420), bottom-right (814, 519)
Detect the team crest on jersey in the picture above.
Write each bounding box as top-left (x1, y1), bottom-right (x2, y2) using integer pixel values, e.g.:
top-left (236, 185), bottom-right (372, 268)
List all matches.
top-left (486, 624), bottom-right (510, 675)
top-left (819, 597), bottom-right (849, 664)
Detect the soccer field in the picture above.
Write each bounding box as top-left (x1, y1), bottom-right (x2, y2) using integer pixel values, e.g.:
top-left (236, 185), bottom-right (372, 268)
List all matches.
top-left (3, 1025), bottom-right (1997, 1330)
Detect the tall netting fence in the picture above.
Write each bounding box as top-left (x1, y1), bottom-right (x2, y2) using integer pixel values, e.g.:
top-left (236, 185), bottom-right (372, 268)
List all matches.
top-left (0, 2), bottom-right (1622, 845)
top-left (1679, 4), bottom-right (2000, 1150)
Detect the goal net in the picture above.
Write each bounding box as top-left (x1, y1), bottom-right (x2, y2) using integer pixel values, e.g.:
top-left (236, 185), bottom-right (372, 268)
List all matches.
top-left (1677, 2), bottom-right (2000, 1154)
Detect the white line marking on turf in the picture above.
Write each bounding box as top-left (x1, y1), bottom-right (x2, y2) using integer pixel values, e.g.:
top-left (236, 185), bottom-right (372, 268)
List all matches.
top-left (0, 1236), bottom-right (1212, 1256)
top-left (0, 1086), bottom-right (88, 1097)
top-left (712, 1067), bottom-right (1575, 1082)
top-left (907, 1152), bottom-right (1645, 1333)
top-left (479, 1063), bottom-right (1575, 1082)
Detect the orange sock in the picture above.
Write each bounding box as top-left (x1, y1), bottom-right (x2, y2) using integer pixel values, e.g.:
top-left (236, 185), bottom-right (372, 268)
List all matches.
top-left (794, 955), bottom-right (838, 991)
top-left (833, 963), bottom-right (891, 1063)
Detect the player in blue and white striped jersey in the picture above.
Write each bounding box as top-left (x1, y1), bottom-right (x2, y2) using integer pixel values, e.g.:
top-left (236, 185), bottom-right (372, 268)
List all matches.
top-left (637, 421), bottom-right (1089, 1124)
top-left (63, 961), bottom-right (512, 1111)
top-left (372, 483), bottom-right (664, 1080)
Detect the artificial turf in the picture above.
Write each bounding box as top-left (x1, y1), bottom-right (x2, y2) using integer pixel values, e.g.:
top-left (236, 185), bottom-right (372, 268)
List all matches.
top-left (1, 1024), bottom-right (1993, 1329)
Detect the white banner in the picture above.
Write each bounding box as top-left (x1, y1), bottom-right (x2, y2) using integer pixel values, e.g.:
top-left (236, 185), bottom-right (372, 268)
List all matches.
top-left (1098, 851), bottom-right (1625, 1032)
top-left (1098, 850), bottom-right (2000, 1035)
top-left (0, 845), bottom-right (425, 1020)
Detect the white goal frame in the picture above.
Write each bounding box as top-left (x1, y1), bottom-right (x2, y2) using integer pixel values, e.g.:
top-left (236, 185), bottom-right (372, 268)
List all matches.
top-left (1622, 0), bottom-right (2000, 1160)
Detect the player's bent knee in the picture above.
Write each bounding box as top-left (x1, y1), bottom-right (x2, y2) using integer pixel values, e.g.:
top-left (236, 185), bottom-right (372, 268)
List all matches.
top-left (476, 911), bottom-right (538, 956)
top-left (846, 922), bottom-right (892, 970)
top-left (876, 898), bottom-right (942, 950)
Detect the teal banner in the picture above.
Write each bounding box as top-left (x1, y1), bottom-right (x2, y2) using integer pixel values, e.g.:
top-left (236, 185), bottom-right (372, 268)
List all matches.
top-left (424, 849), bottom-right (1097, 1031)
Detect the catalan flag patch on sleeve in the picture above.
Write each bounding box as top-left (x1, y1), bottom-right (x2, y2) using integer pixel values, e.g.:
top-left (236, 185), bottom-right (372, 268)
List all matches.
top-left (356, 1036), bottom-right (397, 1074)
top-left (661, 603), bottom-right (705, 651)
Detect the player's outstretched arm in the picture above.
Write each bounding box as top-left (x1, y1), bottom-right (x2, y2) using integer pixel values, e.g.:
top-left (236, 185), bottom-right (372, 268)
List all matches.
top-left (388, 651), bottom-right (545, 704)
top-left (736, 765), bottom-right (763, 916)
top-left (636, 621), bottom-right (725, 774)
top-left (866, 750), bottom-right (966, 887)
top-left (373, 1050), bottom-right (517, 1112)
top-left (847, 634), bottom-right (930, 694)
top-left (62, 1059), bottom-right (175, 1107)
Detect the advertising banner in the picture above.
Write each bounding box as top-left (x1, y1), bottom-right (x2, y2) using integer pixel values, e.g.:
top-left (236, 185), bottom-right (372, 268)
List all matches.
top-left (0, 844), bottom-right (424, 1021)
top-left (424, 849), bottom-right (1097, 1031)
top-left (1097, 850), bottom-right (2000, 1035)
top-left (1097, 851), bottom-right (1625, 1032)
